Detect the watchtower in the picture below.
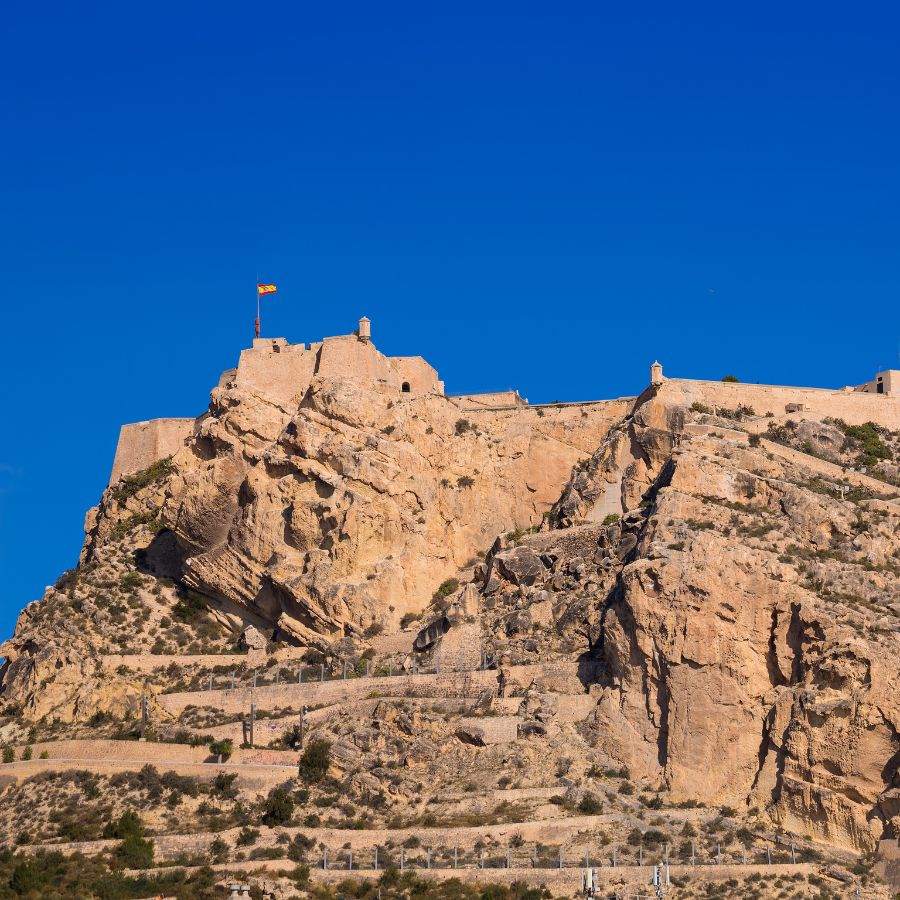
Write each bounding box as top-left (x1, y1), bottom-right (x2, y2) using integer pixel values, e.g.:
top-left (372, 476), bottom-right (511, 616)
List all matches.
top-left (650, 360), bottom-right (664, 386)
top-left (357, 316), bottom-right (371, 343)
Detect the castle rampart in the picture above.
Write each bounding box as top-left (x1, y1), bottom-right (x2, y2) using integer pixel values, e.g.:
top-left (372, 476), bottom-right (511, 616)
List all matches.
top-left (659, 377), bottom-right (900, 429)
top-left (110, 417), bottom-right (196, 482)
top-left (105, 320), bottom-right (900, 487)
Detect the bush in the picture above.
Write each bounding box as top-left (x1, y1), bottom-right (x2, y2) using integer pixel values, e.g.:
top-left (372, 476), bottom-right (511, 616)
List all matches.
top-left (292, 863), bottom-right (311, 885)
top-left (2, 746), bottom-right (14, 763)
top-left (748, 433), bottom-right (761, 447)
top-left (209, 739), bottom-right (233, 760)
top-left (115, 832), bottom-right (154, 869)
top-left (602, 513), bottom-right (620, 526)
top-left (21, 746), bottom-right (32, 761)
top-left (262, 787), bottom-right (295, 826)
top-left (237, 826), bottom-right (259, 846)
top-left (455, 419), bottom-right (473, 435)
top-left (457, 475), bottom-right (475, 488)
top-left (119, 572), bottom-right (144, 593)
top-left (103, 810), bottom-right (145, 840)
top-left (722, 375), bottom-right (739, 383)
top-left (690, 401), bottom-right (713, 414)
top-left (209, 837), bottom-right (229, 863)
top-left (433, 578), bottom-right (460, 601)
top-left (113, 456), bottom-right (174, 501)
top-left (299, 738), bottom-right (331, 781)
top-left (173, 589), bottom-right (209, 624)
top-left (577, 792), bottom-right (603, 815)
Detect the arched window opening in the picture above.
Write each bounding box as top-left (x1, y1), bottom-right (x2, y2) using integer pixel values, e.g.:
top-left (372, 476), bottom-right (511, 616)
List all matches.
top-left (401, 382), bottom-right (411, 393)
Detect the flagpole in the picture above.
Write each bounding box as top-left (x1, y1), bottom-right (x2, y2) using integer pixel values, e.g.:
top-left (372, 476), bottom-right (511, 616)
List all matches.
top-left (255, 278), bottom-right (260, 340)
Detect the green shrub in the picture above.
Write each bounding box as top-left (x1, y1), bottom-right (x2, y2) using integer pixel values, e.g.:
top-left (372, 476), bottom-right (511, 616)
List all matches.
top-left (457, 475), bottom-right (475, 488)
top-left (20, 746), bottom-right (32, 761)
top-left (2, 746), bottom-right (14, 763)
top-left (236, 826), bottom-right (259, 846)
top-left (209, 837), bottom-right (229, 863)
top-left (690, 401), bottom-right (713, 414)
top-left (577, 792), bottom-right (603, 815)
top-left (209, 739), bottom-right (233, 760)
top-left (173, 589), bottom-right (208, 624)
top-left (433, 578), bottom-right (459, 601)
top-left (722, 375), bottom-right (739, 383)
top-left (113, 456), bottom-right (174, 501)
top-left (602, 513), bottom-right (620, 525)
top-left (299, 738), bottom-right (331, 782)
top-left (262, 787), bottom-right (294, 826)
top-left (114, 831), bottom-right (154, 869)
top-left (455, 419), bottom-right (473, 436)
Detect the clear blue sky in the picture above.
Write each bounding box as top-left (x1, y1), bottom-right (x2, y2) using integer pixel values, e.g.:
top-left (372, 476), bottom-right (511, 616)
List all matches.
top-left (1, 1), bottom-right (899, 639)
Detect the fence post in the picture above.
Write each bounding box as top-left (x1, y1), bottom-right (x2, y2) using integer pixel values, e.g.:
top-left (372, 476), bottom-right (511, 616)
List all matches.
top-left (717, 844), bottom-right (721, 865)
top-left (323, 848), bottom-right (327, 870)
top-left (249, 702), bottom-right (256, 748)
top-left (349, 848), bottom-right (352, 871)
top-left (231, 671), bottom-right (236, 690)
top-left (482, 849), bottom-right (485, 869)
top-left (639, 846), bottom-right (642, 867)
top-left (427, 849), bottom-right (431, 869)
top-left (320, 663), bottom-right (325, 682)
top-left (275, 670), bottom-right (280, 686)
top-left (209, 674), bottom-right (213, 691)
top-left (401, 848), bottom-right (404, 871)
top-left (366, 660), bottom-right (371, 677)
top-left (791, 843), bottom-right (795, 864)
top-left (343, 661), bottom-right (347, 680)
top-left (299, 667), bottom-right (302, 683)
top-left (691, 841), bottom-right (695, 866)
top-left (374, 847), bottom-right (378, 870)
top-left (767, 846), bottom-right (771, 865)
top-left (612, 847), bottom-right (616, 868)
top-left (454, 847), bottom-right (457, 869)
top-left (558, 846), bottom-right (562, 869)
top-left (507, 847), bottom-right (511, 869)
top-left (253, 670), bottom-right (257, 689)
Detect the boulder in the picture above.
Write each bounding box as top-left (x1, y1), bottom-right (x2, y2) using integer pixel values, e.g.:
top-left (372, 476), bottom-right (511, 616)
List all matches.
top-left (238, 625), bottom-right (267, 651)
top-left (494, 546), bottom-right (545, 587)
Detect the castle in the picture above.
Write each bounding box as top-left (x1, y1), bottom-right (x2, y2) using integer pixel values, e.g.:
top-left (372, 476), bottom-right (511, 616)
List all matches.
top-left (109, 317), bottom-right (900, 482)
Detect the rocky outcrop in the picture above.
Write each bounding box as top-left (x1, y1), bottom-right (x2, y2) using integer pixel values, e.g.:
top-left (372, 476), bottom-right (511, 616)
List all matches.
top-left (82, 373), bottom-right (627, 642)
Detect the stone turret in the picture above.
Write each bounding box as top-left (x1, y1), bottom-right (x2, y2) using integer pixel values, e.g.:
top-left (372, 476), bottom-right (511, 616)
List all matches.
top-left (651, 360), bottom-right (664, 386)
top-left (357, 316), bottom-right (371, 343)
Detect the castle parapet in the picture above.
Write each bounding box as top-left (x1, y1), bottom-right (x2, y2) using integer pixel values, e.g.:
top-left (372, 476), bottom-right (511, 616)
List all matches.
top-left (110, 418), bottom-right (196, 483)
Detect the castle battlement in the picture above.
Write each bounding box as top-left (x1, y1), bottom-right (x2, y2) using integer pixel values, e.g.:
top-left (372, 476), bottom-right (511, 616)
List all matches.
top-left (107, 324), bottom-right (900, 484)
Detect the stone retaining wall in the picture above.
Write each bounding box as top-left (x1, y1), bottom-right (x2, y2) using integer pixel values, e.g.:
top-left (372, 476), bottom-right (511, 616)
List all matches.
top-left (8, 739), bottom-right (297, 767)
top-left (157, 663), bottom-right (580, 717)
top-left (0, 758), bottom-right (292, 791)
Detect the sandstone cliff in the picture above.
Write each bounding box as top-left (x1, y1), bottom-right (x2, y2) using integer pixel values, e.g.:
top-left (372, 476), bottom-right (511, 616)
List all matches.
top-left (2, 361), bottom-right (900, 880)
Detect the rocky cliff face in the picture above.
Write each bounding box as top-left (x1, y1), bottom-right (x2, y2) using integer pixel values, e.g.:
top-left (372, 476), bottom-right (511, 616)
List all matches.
top-left (536, 389), bottom-right (900, 851)
top-left (2, 370), bottom-right (899, 865)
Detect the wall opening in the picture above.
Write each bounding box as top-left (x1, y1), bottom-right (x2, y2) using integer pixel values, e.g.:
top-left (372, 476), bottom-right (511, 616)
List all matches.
top-left (402, 382), bottom-right (411, 393)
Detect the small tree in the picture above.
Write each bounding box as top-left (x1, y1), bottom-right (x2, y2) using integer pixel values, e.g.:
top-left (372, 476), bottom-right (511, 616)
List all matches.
top-left (209, 738), bottom-right (233, 762)
top-left (2, 746), bottom-right (14, 763)
top-left (299, 738), bottom-right (331, 782)
top-left (262, 786), bottom-right (294, 826)
top-left (209, 836), bottom-right (229, 863)
top-left (115, 832), bottom-right (154, 869)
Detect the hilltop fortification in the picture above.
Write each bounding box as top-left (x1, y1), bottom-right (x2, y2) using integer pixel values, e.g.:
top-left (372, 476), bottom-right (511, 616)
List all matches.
top-left (2, 321), bottom-right (900, 898)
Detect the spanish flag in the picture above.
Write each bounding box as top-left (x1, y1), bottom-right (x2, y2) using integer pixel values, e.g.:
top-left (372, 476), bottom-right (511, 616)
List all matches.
top-left (257, 283), bottom-right (277, 295)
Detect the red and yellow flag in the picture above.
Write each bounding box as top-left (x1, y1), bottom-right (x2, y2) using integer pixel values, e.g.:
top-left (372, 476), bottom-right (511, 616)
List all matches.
top-left (257, 283), bottom-right (277, 295)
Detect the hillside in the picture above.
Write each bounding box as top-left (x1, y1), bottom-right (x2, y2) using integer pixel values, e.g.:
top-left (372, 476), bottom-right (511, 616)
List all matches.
top-left (1, 334), bottom-right (899, 899)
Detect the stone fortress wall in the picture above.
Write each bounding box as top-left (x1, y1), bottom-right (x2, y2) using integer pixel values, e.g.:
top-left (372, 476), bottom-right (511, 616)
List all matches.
top-left (109, 417), bottom-right (196, 482)
top-left (660, 373), bottom-right (900, 429)
top-left (106, 315), bottom-right (900, 483)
